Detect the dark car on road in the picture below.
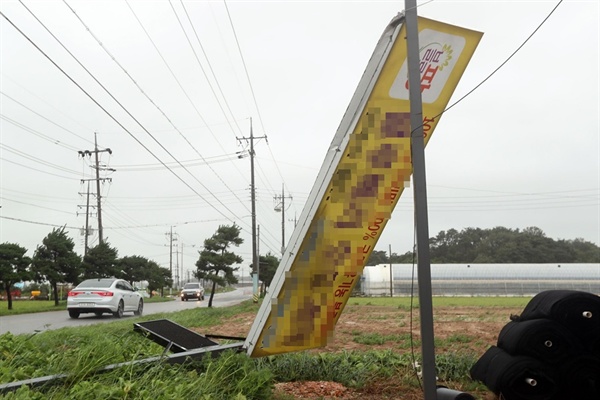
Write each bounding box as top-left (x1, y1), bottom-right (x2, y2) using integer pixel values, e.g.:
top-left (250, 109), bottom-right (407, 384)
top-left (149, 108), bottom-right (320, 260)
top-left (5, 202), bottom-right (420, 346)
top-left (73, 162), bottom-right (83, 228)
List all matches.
top-left (180, 282), bottom-right (205, 301)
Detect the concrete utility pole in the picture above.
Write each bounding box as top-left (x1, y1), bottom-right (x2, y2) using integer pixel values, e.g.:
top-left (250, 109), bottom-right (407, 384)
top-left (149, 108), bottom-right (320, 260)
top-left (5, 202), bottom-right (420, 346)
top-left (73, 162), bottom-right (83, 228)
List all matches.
top-left (274, 184), bottom-right (293, 256)
top-left (165, 227), bottom-right (177, 287)
top-left (175, 244), bottom-right (180, 288)
top-left (78, 132), bottom-right (113, 245)
top-left (181, 243), bottom-right (184, 285)
top-left (237, 118), bottom-right (267, 303)
top-left (257, 225), bottom-right (261, 297)
top-left (77, 181), bottom-right (95, 256)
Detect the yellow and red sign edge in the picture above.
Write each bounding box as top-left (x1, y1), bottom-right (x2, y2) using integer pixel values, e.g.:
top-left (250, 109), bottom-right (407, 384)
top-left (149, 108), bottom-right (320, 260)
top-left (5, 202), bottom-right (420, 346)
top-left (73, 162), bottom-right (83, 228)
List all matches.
top-left (245, 15), bottom-right (482, 357)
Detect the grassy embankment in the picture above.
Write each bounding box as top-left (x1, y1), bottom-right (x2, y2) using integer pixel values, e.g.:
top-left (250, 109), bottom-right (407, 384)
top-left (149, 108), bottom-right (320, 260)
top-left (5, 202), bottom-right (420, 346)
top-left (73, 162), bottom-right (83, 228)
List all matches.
top-left (0, 297), bottom-right (527, 399)
top-left (0, 296), bottom-right (174, 317)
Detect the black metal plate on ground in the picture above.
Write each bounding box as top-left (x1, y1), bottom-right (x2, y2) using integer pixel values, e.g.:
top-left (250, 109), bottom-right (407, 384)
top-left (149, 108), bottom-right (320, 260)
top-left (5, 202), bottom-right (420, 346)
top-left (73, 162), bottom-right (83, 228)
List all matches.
top-left (134, 319), bottom-right (218, 352)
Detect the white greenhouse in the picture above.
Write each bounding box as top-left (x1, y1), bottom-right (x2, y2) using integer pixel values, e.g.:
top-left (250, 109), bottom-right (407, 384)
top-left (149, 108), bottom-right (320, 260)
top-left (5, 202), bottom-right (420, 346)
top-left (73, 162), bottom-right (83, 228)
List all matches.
top-left (360, 263), bottom-right (600, 296)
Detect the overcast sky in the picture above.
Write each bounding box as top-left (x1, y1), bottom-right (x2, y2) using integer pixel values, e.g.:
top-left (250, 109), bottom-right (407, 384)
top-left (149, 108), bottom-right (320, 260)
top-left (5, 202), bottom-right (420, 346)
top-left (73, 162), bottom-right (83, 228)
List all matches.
top-left (1, 0), bottom-right (598, 282)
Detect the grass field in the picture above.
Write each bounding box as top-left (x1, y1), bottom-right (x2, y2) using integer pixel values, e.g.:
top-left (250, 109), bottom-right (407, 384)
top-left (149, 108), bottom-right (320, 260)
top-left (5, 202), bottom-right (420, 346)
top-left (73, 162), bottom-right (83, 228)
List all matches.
top-left (349, 296), bottom-right (531, 308)
top-left (0, 296), bottom-right (533, 399)
top-left (1, 294), bottom-right (531, 317)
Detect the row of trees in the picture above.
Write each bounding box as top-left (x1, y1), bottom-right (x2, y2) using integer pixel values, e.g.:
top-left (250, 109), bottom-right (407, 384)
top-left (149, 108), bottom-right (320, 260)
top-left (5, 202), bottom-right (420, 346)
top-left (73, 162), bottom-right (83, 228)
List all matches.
top-left (0, 227), bottom-right (173, 310)
top-left (1, 223), bottom-right (281, 311)
top-left (367, 226), bottom-right (600, 265)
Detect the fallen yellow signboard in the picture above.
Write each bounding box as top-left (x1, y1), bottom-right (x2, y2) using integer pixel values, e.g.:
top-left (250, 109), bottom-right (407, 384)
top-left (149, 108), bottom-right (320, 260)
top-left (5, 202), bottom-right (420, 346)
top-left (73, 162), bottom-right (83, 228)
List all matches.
top-left (245, 14), bottom-right (482, 357)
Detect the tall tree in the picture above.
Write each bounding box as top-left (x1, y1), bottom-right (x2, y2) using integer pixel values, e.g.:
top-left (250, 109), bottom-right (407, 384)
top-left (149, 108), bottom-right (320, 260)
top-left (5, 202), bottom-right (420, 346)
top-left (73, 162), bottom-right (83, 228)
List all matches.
top-left (0, 243), bottom-right (32, 310)
top-left (258, 252), bottom-right (279, 295)
top-left (366, 250), bottom-right (388, 266)
top-left (195, 224), bottom-right (243, 307)
top-left (31, 228), bottom-right (81, 306)
top-left (569, 238), bottom-right (600, 262)
top-left (82, 242), bottom-right (118, 279)
top-left (117, 255), bottom-right (152, 285)
top-left (146, 262), bottom-right (172, 297)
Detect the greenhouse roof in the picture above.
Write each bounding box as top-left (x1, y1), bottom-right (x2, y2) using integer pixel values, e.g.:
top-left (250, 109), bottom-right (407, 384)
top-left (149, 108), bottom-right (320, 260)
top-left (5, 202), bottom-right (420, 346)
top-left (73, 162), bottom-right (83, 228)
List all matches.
top-left (366, 263), bottom-right (600, 281)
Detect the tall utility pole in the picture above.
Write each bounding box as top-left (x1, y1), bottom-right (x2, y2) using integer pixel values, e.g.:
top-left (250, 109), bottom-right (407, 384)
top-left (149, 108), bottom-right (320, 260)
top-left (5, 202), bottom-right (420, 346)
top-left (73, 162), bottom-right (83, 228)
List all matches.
top-left (78, 132), bottom-right (112, 245)
top-left (175, 244), bottom-right (180, 288)
top-left (77, 181), bottom-right (96, 256)
top-left (165, 227), bottom-right (177, 286)
top-left (237, 118), bottom-right (267, 303)
top-left (181, 243), bottom-right (184, 286)
top-left (274, 184), bottom-right (293, 256)
top-left (257, 225), bottom-right (261, 297)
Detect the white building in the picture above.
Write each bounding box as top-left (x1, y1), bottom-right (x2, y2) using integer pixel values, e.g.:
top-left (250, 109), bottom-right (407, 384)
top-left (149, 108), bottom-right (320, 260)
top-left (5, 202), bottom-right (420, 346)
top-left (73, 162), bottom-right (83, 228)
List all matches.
top-left (360, 263), bottom-right (600, 296)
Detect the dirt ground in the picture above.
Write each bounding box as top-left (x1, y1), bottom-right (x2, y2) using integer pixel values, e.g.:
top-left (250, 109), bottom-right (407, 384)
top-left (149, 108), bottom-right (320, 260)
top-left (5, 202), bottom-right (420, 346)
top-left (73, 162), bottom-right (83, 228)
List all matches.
top-left (203, 302), bottom-right (520, 400)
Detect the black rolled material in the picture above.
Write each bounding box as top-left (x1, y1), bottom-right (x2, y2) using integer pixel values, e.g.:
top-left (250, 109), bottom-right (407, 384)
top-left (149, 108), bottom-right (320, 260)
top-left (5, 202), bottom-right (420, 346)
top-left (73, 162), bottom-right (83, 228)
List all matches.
top-left (515, 290), bottom-right (600, 334)
top-left (470, 346), bottom-right (558, 400)
top-left (472, 291), bottom-right (600, 400)
top-left (588, 327), bottom-right (600, 359)
top-left (497, 319), bottom-right (582, 363)
top-left (556, 355), bottom-right (600, 400)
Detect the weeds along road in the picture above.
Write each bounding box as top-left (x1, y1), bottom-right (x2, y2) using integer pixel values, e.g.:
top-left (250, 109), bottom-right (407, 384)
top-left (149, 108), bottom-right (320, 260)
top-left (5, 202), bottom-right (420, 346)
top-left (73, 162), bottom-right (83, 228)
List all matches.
top-left (0, 288), bottom-right (253, 336)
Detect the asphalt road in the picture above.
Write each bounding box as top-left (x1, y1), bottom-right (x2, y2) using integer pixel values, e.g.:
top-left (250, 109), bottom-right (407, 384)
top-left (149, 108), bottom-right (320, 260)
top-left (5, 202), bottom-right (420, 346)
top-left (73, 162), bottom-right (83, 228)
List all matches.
top-left (0, 288), bottom-right (253, 336)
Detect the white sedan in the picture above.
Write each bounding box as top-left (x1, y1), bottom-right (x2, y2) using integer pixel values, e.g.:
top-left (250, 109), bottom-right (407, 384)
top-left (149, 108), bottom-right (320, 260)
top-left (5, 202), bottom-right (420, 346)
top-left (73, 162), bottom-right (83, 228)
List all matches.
top-left (67, 278), bottom-right (144, 319)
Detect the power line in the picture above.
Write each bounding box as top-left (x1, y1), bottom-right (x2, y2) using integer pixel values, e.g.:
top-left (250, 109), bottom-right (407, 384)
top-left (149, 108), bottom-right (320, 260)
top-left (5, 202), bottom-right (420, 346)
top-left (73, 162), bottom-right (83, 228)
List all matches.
top-left (0, 157), bottom-right (81, 180)
top-left (176, 0), bottom-right (244, 137)
top-left (222, 0), bottom-right (267, 136)
top-left (1, 74), bottom-right (97, 141)
top-left (124, 0), bottom-right (237, 152)
top-left (1, 6), bottom-right (240, 225)
top-left (60, 0), bottom-right (252, 223)
top-left (0, 196), bottom-right (76, 215)
top-left (415, 0), bottom-right (565, 130)
top-left (0, 143), bottom-right (82, 175)
top-left (1, 114), bottom-right (79, 151)
top-left (165, 0), bottom-right (252, 213)
top-left (0, 91), bottom-right (93, 144)
top-left (0, 215), bottom-right (79, 230)
top-left (109, 151), bottom-right (246, 171)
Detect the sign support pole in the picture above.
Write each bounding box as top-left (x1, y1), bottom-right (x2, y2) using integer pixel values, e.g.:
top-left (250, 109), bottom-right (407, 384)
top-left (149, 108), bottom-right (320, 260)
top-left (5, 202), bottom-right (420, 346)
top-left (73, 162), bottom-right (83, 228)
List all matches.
top-left (405, 1), bottom-right (438, 399)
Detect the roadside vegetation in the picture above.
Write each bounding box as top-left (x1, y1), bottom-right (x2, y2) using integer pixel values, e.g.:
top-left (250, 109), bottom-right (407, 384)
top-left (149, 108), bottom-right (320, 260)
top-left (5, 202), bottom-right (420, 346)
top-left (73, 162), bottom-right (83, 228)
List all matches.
top-left (0, 297), bottom-right (526, 399)
top-left (0, 296), bottom-right (174, 317)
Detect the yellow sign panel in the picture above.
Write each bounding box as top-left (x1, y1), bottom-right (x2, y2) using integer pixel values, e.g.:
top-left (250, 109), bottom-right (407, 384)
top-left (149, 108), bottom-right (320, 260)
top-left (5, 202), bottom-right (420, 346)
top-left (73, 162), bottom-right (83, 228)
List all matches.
top-left (246, 16), bottom-right (482, 357)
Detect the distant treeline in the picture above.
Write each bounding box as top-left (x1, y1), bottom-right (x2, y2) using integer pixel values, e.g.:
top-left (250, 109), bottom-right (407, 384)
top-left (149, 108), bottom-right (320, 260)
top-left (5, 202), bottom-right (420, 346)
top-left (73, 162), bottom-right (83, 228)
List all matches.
top-left (367, 226), bottom-right (600, 264)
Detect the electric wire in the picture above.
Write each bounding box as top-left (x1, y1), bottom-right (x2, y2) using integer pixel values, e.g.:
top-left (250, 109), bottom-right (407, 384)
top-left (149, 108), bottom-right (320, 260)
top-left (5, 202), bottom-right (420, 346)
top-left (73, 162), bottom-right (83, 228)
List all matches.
top-left (403, 1), bottom-right (565, 394)
top-left (177, 0), bottom-right (244, 138)
top-left (1, 114), bottom-right (80, 152)
top-left (1, 196), bottom-right (75, 215)
top-left (1, 7), bottom-right (242, 227)
top-left (412, 0), bottom-right (564, 133)
top-left (2, 188), bottom-right (76, 202)
top-left (123, 0), bottom-right (240, 156)
top-left (0, 157), bottom-right (81, 180)
top-left (222, 0), bottom-right (267, 136)
top-left (178, 0), bottom-right (267, 209)
top-left (0, 143), bottom-right (82, 175)
top-left (61, 0), bottom-right (253, 220)
top-left (221, 0), bottom-right (290, 205)
top-left (127, 0), bottom-right (255, 220)
top-left (0, 215), bottom-right (79, 230)
top-left (109, 152), bottom-right (245, 171)
top-left (1, 91), bottom-right (93, 144)
top-left (1, 74), bottom-right (96, 142)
